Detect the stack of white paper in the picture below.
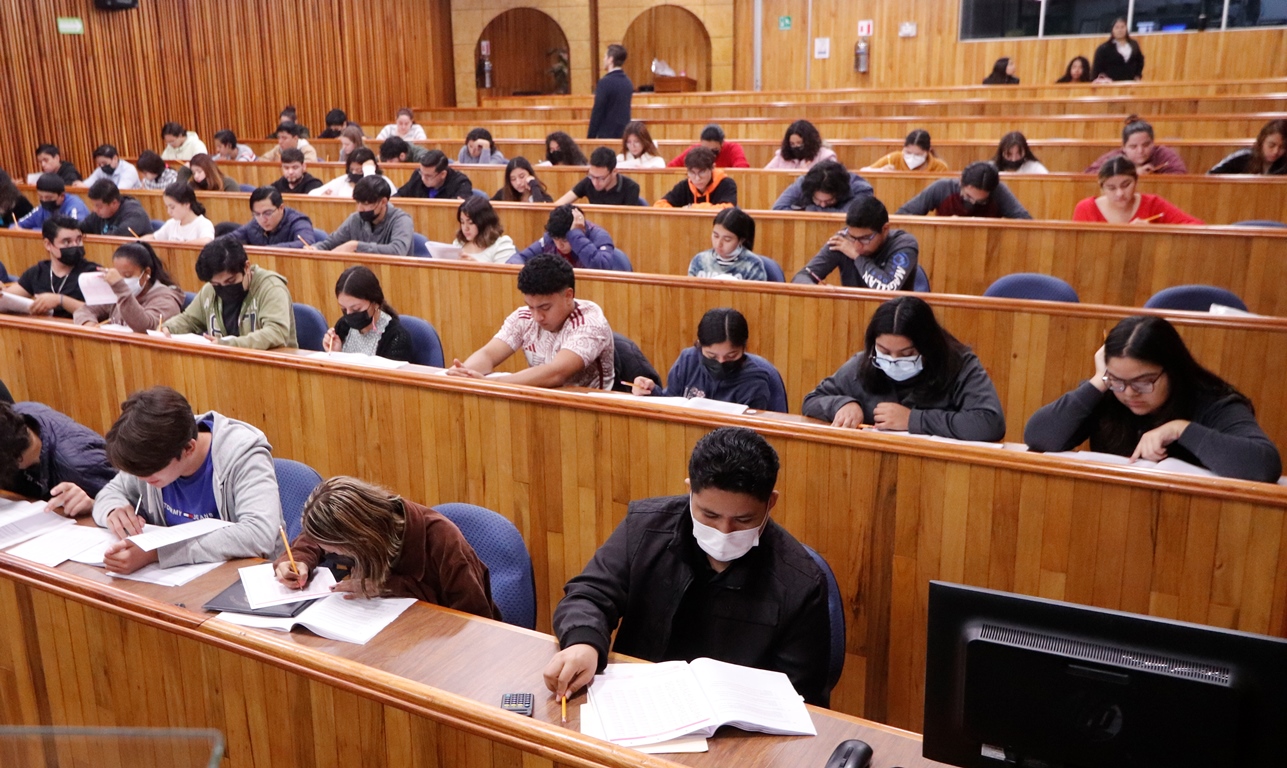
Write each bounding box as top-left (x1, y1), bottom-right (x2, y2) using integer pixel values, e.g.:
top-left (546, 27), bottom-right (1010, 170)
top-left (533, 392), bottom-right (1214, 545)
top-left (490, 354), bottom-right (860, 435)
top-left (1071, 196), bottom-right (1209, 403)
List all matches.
top-left (586, 658), bottom-right (815, 748)
top-left (0, 501), bottom-right (74, 550)
top-left (238, 562), bottom-right (338, 609)
top-left (302, 350), bottom-right (409, 370)
top-left (580, 391), bottom-right (750, 415)
top-left (216, 593), bottom-right (416, 645)
top-left (581, 703), bottom-right (708, 754)
top-left (145, 329), bottom-right (216, 344)
top-left (109, 560), bottom-right (223, 587)
top-left (5, 524), bottom-right (116, 567)
top-left (1043, 450), bottom-right (1217, 478)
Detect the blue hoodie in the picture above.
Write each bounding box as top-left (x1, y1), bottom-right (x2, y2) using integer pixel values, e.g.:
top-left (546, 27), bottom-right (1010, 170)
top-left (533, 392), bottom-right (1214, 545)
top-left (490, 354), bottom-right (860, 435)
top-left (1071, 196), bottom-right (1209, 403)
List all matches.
top-left (652, 348), bottom-right (787, 412)
top-left (13, 195), bottom-right (90, 230)
top-left (771, 172), bottom-right (874, 213)
top-left (509, 222), bottom-right (616, 270)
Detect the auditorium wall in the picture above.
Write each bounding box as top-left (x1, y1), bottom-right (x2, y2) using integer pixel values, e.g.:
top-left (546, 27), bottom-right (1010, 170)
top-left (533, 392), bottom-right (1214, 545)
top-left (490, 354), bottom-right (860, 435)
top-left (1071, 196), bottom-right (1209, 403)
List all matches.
top-left (0, 0), bottom-right (455, 178)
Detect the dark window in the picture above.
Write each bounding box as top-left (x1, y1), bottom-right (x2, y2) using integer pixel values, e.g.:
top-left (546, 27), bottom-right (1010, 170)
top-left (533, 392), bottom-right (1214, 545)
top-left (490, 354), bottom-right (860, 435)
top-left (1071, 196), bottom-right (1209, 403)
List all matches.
top-left (961, 0), bottom-right (1042, 39)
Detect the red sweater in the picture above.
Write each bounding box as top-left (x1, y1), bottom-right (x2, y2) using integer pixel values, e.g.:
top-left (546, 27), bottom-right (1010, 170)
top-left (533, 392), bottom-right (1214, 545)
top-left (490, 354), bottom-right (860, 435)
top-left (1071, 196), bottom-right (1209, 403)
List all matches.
top-left (1072, 194), bottom-right (1204, 225)
top-left (666, 141), bottom-right (750, 168)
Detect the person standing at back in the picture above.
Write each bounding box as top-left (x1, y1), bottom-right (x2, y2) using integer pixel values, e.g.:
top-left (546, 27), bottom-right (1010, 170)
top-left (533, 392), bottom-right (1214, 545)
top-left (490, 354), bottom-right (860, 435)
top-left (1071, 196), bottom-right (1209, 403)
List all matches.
top-left (1092, 17), bottom-right (1144, 82)
top-left (588, 44), bottom-right (633, 140)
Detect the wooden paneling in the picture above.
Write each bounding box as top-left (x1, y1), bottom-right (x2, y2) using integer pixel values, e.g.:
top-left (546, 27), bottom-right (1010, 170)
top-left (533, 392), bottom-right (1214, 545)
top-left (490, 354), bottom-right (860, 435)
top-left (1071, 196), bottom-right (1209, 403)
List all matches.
top-left (3, 320), bottom-right (1286, 729)
top-left (622, 5), bottom-right (713, 91)
top-left (475, 8), bottom-right (571, 100)
top-left (0, 0), bottom-right (455, 181)
top-left (8, 233), bottom-right (1287, 451)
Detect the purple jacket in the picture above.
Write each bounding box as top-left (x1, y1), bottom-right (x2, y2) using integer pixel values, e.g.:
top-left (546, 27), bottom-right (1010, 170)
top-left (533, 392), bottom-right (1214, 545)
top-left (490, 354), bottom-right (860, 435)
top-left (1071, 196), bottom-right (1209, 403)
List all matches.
top-left (508, 223), bottom-right (615, 270)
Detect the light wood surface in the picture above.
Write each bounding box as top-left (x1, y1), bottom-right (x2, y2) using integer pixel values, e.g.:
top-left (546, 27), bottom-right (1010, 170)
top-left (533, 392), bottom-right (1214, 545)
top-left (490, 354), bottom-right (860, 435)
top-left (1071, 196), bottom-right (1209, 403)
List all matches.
top-left (6, 232), bottom-right (1287, 449)
top-left (2, 318), bottom-right (1286, 729)
top-left (622, 6), bottom-right (712, 91)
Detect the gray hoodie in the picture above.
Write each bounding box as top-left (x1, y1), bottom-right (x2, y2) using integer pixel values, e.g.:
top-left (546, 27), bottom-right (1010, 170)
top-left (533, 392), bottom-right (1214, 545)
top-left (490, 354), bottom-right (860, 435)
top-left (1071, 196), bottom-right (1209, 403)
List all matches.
top-left (91, 411), bottom-right (284, 568)
top-left (315, 207), bottom-right (415, 256)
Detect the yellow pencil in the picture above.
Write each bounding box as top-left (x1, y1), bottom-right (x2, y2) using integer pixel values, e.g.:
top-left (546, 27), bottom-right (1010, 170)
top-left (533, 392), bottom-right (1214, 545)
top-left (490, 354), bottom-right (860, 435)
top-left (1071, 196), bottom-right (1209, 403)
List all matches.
top-left (561, 694), bottom-right (567, 723)
top-left (1136, 213), bottom-right (1164, 223)
top-left (127, 227), bottom-right (140, 239)
top-left (279, 525), bottom-right (300, 576)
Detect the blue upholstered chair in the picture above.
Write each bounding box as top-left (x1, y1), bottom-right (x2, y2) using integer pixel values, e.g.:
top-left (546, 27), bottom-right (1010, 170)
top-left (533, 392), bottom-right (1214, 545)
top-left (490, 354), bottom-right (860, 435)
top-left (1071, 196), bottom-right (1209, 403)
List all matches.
top-left (411, 233), bottom-right (430, 257)
top-left (1144, 285), bottom-right (1248, 312)
top-left (399, 315), bottom-right (446, 368)
top-left (756, 255), bottom-right (786, 282)
top-left (273, 458), bottom-right (323, 541)
top-left (801, 544), bottom-right (845, 696)
top-left (433, 503), bottom-right (537, 629)
top-left (292, 303), bottom-right (329, 351)
top-left (983, 273), bottom-right (1080, 303)
top-left (913, 265), bottom-right (931, 292)
top-left (609, 248), bottom-right (633, 272)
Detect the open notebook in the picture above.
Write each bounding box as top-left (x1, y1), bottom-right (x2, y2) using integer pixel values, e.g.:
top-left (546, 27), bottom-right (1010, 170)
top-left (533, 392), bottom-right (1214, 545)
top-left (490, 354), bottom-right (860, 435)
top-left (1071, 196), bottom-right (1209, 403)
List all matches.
top-left (216, 593), bottom-right (416, 645)
top-left (586, 658), bottom-right (816, 748)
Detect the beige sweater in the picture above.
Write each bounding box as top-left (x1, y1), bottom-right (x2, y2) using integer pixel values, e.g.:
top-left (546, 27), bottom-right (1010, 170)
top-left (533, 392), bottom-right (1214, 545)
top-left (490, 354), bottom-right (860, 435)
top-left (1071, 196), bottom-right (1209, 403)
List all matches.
top-left (72, 279), bottom-right (186, 332)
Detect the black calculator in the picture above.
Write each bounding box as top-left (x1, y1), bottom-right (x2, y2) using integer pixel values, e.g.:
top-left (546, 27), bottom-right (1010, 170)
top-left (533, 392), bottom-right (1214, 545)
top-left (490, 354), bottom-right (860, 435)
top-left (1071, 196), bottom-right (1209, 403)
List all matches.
top-left (501, 693), bottom-right (534, 716)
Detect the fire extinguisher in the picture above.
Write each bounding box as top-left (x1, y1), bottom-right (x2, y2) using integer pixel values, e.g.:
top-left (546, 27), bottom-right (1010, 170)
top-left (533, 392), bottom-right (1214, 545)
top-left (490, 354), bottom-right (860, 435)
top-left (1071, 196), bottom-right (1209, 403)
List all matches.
top-left (855, 38), bottom-right (869, 73)
top-left (484, 56), bottom-right (493, 89)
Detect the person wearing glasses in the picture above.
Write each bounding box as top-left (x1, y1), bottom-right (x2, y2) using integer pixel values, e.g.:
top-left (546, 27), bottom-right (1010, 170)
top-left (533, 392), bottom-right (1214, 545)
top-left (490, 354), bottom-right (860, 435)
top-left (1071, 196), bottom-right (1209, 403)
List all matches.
top-left (802, 296), bottom-right (1005, 441)
top-left (229, 188), bottom-right (319, 248)
top-left (791, 196), bottom-right (919, 290)
top-left (553, 148), bottom-right (642, 207)
top-left (654, 148), bottom-right (738, 210)
top-left (895, 162), bottom-right (1031, 219)
top-left (1025, 316), bottom-right (1280, 482)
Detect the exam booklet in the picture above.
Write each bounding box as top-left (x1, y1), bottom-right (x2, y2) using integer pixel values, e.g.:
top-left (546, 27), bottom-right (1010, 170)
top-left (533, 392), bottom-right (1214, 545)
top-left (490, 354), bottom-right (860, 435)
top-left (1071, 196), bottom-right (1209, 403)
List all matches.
top-left (216, 593), bottom-right (416, 645)
top-left (586, 658), bottom-right (816, 748)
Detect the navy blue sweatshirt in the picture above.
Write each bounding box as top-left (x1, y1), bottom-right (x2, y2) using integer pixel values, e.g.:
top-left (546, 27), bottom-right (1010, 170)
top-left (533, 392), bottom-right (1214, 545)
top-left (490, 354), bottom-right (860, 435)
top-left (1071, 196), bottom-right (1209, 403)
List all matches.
top-left (652, 348), bottom-right (787, 412)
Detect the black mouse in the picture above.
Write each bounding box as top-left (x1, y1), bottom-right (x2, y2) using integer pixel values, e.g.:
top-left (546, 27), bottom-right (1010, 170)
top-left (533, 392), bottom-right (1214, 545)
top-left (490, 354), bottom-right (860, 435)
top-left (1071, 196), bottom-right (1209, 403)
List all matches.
top-left (825, 739), bottom-right (874, 768)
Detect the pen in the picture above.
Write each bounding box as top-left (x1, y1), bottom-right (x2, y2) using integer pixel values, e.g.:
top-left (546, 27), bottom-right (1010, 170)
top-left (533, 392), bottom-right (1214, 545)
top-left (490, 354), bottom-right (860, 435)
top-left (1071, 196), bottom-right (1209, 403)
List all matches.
top-left (298, 235), bottom-right (310, 247)
top-left (561, 694), bottom-right (567, 724)
top-left (805, 267), bottom-right (824, 284)
top-left (279, 525), bottom-right (300, 576)
top-left (127, 227), bottom-right (140, 239)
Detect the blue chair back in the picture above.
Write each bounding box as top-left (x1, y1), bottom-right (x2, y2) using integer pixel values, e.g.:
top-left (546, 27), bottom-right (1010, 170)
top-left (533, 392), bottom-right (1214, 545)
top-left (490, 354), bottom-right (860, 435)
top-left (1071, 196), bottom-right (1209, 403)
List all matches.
top-left (609, 248), bottom-right (633, 272)
top-left (756, 255), bottom-right (785, 282)
top-left (293, 303), bottom-right (329, 351)
top-left (238, 183), bottom-right (255, 193)
top-left (637, 196), bottom-right (648, 206)
top-left (0, 260), bottom-right (9, 282)
top-left (747, 353), bottom-right (789, 412)
top-left (1232, 220), bottom-right (1287, 228)
top-left (273, 458), bottom-right (323, 541)
top-left (411, 233), bottom-right (430, 257)
top-left (150, 219), bottom-right (165, 232)
top-left (182, 291), bottom-right (197, 310)
top-left (983, 273), bottom-right (1080, 303)
top-left (913, 264), bottom-right (931, 292)
top-left (1144, 285), bottom-right (1248, 312)
top-left (400, 314), bottom-right (446, 367)
top-left (801, 544), bottom-right (845, 696)
top-left (432, 503), bottom-right (537, 629)
top-left (471, 188), bottom-right (489, 199)
top-left (312, 227), bottom-right (328, 241)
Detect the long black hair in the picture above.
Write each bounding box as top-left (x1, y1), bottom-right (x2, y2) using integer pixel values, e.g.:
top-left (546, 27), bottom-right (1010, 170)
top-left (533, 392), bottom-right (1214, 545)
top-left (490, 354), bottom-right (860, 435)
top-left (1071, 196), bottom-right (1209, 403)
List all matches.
top-left (857, 296), bottom-right (966, 396)
top-left (780, 120), bottom-right (823, 162)
top-left (993, 131), bottom-right (1041, 171)
top-left (545, 132), bottom-right (587, 165)
top-left (113, 241), bottom-right (179, 288)
top-left (1090, 315), bottom-right (1249, 454)
top-left (1058, 56), bottom-right (1092, 83)
top-left (335, 265), bottom-right (398, 318)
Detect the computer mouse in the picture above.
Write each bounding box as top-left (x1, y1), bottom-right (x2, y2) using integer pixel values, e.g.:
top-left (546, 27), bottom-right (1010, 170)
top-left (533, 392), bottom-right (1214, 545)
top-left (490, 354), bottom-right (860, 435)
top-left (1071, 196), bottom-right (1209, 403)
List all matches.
top-left (825, 738), bottom-right (874, 768)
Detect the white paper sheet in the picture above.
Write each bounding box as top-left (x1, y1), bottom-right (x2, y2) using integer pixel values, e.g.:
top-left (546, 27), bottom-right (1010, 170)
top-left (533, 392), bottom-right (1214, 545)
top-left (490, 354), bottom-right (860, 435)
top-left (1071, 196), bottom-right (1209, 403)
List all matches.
top-left (127, 518), bottom-right (234, 552)
top-left (0, 292), bottom-right (37, 315)
top-left (99, 323), bottom-right (137, 333)
top-left (580, 704), bottom-right (708, 754)
top-left (107, 559), bottom-right (223, 586)
top-left (1043, 450), bottom-right (1217, 477)
top-left (589, 662), bottom-right (717, 747)
top-left (0, 504), bottom-right (74, 550)
top-left (69, 524), bottom-right (161, 566)
top-left (302, 350), bottom-right (409, 370)
top-left (426, 242), bottom-right (462, 260)
top-left (238, 562), bottom-right (338, 609)
top-left (146, 329), bottom-right (215, 344)
top-left (216, 593), bottom-right (416, 645)
top-left (5, 524), bottom-right (115, 567)
top-left (77, 272), bottom-right (120, 305)
top-left (690, 657), bottom-right (816, 737)
top-left (580, 391), bottom-right (750, 415)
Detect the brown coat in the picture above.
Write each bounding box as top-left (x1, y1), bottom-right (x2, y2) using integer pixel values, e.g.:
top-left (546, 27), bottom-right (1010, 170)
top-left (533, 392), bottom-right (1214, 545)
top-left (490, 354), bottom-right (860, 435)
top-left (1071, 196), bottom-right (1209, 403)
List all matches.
top-left (72, 280), bottom-right (186, 332)
top-left (279, 500), bottom-right (501, 620)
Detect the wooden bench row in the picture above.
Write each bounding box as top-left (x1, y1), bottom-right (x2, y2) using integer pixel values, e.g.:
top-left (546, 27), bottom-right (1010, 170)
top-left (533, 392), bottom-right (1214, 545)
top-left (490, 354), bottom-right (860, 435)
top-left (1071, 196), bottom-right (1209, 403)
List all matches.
top-left (50, 190), bottom-right (1287, 315)
top-left (7, 232), bottom-right (1287, 452)
top-left (5, 317), bottom-right (1285, 730)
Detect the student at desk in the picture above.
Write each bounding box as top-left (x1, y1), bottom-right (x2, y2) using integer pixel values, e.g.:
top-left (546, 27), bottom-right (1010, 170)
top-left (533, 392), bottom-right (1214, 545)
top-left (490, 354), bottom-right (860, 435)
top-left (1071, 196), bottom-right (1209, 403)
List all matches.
top-left (447, 255), bottom-right (615, 389)
top-left (631, 308), bottom-right (786, 412)
top-left (791, 196), bottom-right (919, 290)
top-left (161, 237), bottom-right (299, 349)
top-left (1024, 315), bottom-right (1282, 482)
top-left (0, 401), bottom-right (115, 518)
top-left (92, 386), bottom-right (284, 574)
top-left (544, 427), bottom-right (832, 705)
top-left (320, 266), bottom-right (413, 360)
top-left (274, 476), bottom-right (499, 618)
top-left (5, 216), bottom-right (100, 319)
top-left (802, 296), bottom-right (1006, 441)
top-left (72, 241), bottom-right (185, 332)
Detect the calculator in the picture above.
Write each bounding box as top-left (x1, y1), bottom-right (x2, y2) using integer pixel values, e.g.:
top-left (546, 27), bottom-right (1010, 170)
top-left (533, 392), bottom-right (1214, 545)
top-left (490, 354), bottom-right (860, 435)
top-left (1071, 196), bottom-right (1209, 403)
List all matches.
top-left (500, 693), bottom-right (534, 716)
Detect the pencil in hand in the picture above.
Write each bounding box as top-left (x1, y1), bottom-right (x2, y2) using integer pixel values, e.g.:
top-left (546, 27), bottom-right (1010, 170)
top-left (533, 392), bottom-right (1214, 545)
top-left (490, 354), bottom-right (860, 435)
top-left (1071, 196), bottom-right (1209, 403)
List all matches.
top-left (561, 694), bottom-right (567, 724)
top-left (279, 525), bottom-right (300, 576)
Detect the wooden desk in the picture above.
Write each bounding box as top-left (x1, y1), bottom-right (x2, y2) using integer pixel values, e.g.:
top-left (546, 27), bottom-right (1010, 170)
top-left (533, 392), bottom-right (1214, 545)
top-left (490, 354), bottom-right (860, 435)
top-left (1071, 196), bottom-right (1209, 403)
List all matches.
top-left (653, 76), bottom-right (698, 93)
top-left (0, 549), bottom-right (943, 768)
top-left (2, 317), bottom-right (1286, 730)
top-left (7, 233), bottom-right (1287, 450)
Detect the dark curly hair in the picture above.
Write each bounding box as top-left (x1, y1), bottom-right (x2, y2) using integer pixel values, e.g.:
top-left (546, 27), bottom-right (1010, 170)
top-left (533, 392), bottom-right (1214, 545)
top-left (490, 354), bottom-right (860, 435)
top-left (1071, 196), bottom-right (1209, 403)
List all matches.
top-left (0, 403), bottom-right (33, 485)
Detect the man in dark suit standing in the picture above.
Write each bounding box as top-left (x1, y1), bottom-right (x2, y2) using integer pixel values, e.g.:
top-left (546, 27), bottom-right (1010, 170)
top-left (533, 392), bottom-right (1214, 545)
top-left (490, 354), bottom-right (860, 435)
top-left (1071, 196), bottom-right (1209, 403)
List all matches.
top-left (587, 44), bottom-right (633, 140)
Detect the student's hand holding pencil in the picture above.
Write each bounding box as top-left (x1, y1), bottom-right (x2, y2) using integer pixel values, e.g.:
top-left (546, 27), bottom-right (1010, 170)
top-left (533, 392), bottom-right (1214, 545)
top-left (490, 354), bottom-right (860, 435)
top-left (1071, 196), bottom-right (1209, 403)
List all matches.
top-left (274, 560), bottom-right (311, 589)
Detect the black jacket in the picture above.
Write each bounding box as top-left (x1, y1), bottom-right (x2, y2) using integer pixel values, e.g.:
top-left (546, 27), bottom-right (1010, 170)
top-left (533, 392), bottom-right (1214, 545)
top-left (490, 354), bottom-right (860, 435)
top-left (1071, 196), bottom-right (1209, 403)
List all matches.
top-left (334, 314), bottom-right (414, 362)
top-left (397, 167), bottom-right (473, 200)
top-left (79, 196), bottom-right (154, 237)
top-left (588, 69), bottom-right (634, 139)
top-left (271, 173), bottom-right (324, 195)
top-left (1092, 39), bottom-right (1144, 81)
top-left (552, 495), bottom-right (832, 706)
top-left (54, 161), bottom-right (82, 186)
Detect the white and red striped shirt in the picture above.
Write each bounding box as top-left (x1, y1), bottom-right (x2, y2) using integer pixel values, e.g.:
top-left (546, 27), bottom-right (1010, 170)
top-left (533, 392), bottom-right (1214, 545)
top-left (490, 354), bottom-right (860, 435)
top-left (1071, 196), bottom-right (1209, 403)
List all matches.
top-left (495, 299), bottom-right (615, 389)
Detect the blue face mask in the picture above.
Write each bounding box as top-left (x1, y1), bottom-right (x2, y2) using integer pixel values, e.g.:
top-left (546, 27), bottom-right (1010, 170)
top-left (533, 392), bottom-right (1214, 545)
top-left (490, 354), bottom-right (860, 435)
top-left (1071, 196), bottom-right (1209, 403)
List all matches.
top-left (872, 351), bottom-right (923, 382)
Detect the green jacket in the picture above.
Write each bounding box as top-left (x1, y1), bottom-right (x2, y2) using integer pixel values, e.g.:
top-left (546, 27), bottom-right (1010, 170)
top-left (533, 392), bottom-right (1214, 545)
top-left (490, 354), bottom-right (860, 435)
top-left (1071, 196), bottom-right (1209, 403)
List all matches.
top-left (163, 265), bottom-right (298, 349)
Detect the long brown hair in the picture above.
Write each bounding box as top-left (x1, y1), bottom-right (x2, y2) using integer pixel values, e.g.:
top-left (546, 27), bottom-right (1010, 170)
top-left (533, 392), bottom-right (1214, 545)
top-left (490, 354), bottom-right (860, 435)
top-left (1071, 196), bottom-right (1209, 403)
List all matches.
top-left (621, 121), bottom-right (660, 159)
top-left (187, 153), bottom-right (225, 191)
top-left (1247, 119), bottom-right (1287, 175)
top-left (300, 476), bottom-right (407, 598)
top-left (455, 195), bottom-right (504, 248)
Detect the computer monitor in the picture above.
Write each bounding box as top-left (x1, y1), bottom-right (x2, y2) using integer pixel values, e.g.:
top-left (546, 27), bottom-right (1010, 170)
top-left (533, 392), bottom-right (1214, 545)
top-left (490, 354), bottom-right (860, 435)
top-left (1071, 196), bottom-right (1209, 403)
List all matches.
top-left (922, 581), bottom-right (1287, 767)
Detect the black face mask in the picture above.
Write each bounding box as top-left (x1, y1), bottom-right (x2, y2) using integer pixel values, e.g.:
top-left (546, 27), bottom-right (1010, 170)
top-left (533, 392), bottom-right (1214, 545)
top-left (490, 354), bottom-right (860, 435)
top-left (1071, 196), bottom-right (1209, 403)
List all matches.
top-left (996, 158), bottom-right (1024, 172)
top-left (213, 278), bottom-right (247, 305)
top-left (99, 163), bottom-right (114, 175)
top-left (700, 353), bottom-right (746, 381)
top-left (347, 172), bottom-right (363, 184)
top-left (358, 208), bottom-right (379, 224)
top-left (547, 150), bottom-right (565, 165)
top-left (340, 310), bottom-right (372, 330)
top-left (40, 200), bottom-right (59, 213)
top-left (57, 246), bottom-right (85, 266)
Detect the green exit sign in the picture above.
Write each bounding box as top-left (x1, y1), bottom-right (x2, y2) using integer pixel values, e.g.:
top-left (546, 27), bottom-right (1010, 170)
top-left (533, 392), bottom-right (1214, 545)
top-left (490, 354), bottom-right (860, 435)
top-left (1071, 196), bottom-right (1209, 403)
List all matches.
top-left (778, 15), bottom-right (792, 30)
top-left (56, 17), bottom-right (84, 35)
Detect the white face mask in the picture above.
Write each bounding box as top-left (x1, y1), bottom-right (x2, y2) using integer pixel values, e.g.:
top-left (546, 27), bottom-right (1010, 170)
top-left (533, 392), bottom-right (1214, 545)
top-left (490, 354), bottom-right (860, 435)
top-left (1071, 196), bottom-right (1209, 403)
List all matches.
top-left (122, 276), bottom-right (144, 295)
top-left (903, 152), bottom-right (927, 170)
top-left (690, 499), bottom-right (768, 563)
top-left (873, 351), bottom-right (923, 382)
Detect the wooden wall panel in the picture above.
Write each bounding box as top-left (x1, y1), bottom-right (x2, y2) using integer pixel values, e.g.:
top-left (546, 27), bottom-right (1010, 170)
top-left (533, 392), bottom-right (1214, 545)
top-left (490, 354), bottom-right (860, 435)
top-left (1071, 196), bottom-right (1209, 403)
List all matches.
top-left (475, 8), bottom-right (570, 100)
top-left (621, 5), bottom-right (713, 91)
top-left (0, 0), bottom-right (455, 183)
top-left (2, 322), bottom-right (1286, 729)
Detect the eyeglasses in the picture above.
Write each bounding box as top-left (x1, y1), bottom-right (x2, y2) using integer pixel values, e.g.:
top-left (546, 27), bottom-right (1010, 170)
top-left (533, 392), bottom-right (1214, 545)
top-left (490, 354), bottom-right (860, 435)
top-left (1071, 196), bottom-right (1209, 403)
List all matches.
top-left (838, 230), bottom-right (879, 245)
top-left (1102, 371), bottom-right (1165, 394)
top-left (587, 172), bottom-right (610, 183)
top-left (251, 208), bottom-right (279, 220)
